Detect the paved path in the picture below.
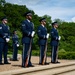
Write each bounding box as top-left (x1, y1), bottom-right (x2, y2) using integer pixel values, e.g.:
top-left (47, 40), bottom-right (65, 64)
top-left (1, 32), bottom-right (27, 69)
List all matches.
top-left (0, 55), bottom-right (75, 75)
top-left (1, 61), bottom-right (75, 75)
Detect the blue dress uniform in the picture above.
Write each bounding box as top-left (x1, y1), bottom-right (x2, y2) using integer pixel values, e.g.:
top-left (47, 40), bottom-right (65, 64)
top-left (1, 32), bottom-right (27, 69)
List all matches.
top-left (0, 19), bottom-right (10, 64)
top-left (50, 22), bottom-right (59, 63)
top-left (12, 32), bottom-right (19, 61)
top-left (37, 18), bottom-right (47, 65)
top-left (21, 13), bottom-right (34, 67)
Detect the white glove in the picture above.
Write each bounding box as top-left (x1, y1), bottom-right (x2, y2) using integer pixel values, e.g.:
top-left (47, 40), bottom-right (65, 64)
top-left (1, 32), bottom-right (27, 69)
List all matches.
top-left (31, 31), bottom-right (35, 37)
top-left (17, 44), bottom-right (19, 47)
top-left (46, 33), bottom-right (49, 39)
top-left (58, 36), bottom-right (61, 40)
top-left (6, 38), bottom-right (10, 42)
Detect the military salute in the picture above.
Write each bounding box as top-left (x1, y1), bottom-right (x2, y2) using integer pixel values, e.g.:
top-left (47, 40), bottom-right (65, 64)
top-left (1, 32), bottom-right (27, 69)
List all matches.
top-left (37, 18), bottom-right (49, 65)
top-left (21, 11), bottom-right (35, 67)
top-left (0, 17), bottom-right (11, 65)
top-left (12, 30), bottom-right (19, 61)
top-left (50, 22), bottom-right (61, 63)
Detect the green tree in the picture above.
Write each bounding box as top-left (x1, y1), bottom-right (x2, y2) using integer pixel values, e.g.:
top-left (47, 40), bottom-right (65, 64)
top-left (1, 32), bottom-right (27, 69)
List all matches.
top-left (0, 0), bottom-right (6, 6)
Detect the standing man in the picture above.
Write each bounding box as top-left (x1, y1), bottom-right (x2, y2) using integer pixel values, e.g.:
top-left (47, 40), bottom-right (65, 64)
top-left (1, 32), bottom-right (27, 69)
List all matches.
top-left (37, 18), bottom-right (49, 65)
top-left (50, 22), bottom-right (61, 63)
top-left (21, 11), bottom-right (35, 67)
top-left (0, 17), bottom-right (11, 65)
top-left (12, 30), bottom-right (19, 61)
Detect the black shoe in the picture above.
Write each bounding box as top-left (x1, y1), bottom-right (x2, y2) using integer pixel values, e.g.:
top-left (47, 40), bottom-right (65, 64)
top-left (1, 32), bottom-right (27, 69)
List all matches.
top-left (51, 61), bottom-right (60, 64)
top-left (28, 64), bottom-right (34, 67)
top-left (39, 63), bottom-right (43, 65)
top-left (13, 59), bottom-right (19, 61)
top-left (21, 65), bottom-right (25, 68)
top-left (10, 59), bottom-right (19, 61)
top-left (4, 62), bottom-right (11, 64)
top-left (56, 61), bottom-right (60, 63)
top-left (45, 62), bottom-right (49, 65)
top-left (51, 62), bottom-right (56, 64)
top-left (0, 63), bottom-right (4, 65)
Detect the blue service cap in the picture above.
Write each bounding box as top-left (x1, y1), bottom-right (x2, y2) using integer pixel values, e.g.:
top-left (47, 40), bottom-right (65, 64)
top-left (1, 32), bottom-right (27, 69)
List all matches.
top-left (13, 30), bottom-right (17, 32)
top-left (39, 18), bottom-right (46, 22)
top-left (1, 17), bottom-right (7, 21)
top-left (52, 21), bottom-right (58, 26)
top-left (24, 11), bottom-right (32, 16)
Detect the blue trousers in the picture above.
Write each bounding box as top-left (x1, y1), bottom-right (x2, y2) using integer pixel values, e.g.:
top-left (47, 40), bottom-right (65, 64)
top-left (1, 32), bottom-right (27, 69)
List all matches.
top-left (22, 43), bottom-right (32, 67)
top-left (12, 44), bottom-right (18, 60)
top-left (39, 45), bottom-right (45, 64)
top-left (0, 42), bottom-right (8, 63)
top-left (51, 46), bottom-right (58, 62)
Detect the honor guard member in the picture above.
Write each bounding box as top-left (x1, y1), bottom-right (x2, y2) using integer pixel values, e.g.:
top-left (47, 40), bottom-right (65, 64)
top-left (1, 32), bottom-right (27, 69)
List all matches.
top-left (21, 11), bottom-right (35, 67)
top-left (0, 17), bottom-right (11, 65)
top-left (37, 18), bottom-right (49, 65)
top-left (50, 22), bottom-right (61, 63)
top-left (12, 30), bottom-right (19, 61)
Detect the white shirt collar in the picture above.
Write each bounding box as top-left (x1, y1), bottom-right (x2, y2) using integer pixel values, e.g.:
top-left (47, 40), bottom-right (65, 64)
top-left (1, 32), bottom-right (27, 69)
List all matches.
top-left (27, 19), bottom-right (30, 22)
top-left (41, 24), bottom-right (44, 27)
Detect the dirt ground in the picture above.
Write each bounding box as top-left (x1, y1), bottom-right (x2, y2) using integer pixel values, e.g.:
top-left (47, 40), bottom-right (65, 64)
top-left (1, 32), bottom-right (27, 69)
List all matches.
top-left (0, 55), bottom-right (75, 72)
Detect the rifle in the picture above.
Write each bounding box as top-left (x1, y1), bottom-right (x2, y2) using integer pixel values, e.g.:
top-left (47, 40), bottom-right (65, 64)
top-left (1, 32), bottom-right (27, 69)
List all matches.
top-left (42, 40), bottom-right (47, 65)
top-left (25, 31), bottom-right (35, 67)
top-left (25, 39), bottom-right (32, 67)
top-left (25, 57), bottom-right (28, 67)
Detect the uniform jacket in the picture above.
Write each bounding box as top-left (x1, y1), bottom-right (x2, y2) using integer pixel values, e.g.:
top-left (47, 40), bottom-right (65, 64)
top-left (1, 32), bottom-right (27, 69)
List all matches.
top-left (12, 34), bottom-right (19, 45)
top-left (0, 23), bottom-right (10, 42)
top-left (37, 25), bottom-right (47, 45)
top-left (21, 19), bottom-right (34, 44)
top-left (50, 27), bottom-right (59, 46)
